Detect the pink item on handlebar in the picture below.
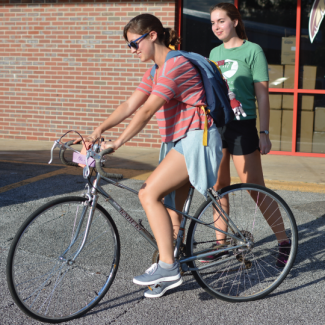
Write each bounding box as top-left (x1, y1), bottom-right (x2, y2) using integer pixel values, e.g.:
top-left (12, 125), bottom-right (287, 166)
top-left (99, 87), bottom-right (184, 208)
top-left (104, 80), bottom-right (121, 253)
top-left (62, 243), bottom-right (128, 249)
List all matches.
top-left (72, 152), bottom-right (96, 167)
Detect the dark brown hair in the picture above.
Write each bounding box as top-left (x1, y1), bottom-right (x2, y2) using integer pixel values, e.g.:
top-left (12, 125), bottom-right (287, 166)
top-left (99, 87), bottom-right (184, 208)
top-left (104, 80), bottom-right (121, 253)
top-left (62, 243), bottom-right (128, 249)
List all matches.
top-left (123, 14), bottom-right (181, 48)
top-left (210, 3), bottom-right (247, 40)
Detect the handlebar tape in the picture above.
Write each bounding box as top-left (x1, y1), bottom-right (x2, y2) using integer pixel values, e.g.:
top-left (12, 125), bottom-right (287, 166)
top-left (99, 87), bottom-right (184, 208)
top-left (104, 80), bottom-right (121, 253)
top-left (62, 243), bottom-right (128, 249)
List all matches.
top-left (59, 140), bottom-right (80, 167)
top-left (59, 140), bottom-right (123, 180)
top-left (96, 148), bottom-right (123, 180)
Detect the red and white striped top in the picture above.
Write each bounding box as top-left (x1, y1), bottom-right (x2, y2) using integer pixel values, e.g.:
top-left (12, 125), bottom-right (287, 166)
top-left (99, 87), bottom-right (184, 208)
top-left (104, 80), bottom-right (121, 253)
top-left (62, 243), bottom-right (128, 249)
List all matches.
top-left (137, 56), bottom-right (213, 143)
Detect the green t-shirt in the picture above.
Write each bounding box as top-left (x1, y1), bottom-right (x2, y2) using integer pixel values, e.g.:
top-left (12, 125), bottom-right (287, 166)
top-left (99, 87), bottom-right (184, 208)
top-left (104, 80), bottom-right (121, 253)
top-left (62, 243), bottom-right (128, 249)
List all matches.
top-left (209, 41), bottom-right (269, 120)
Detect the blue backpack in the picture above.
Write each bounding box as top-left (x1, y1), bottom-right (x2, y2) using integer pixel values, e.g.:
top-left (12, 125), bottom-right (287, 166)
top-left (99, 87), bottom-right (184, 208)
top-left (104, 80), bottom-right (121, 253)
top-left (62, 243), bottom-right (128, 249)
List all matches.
top-left (150, 50), bottom-right (235, 128)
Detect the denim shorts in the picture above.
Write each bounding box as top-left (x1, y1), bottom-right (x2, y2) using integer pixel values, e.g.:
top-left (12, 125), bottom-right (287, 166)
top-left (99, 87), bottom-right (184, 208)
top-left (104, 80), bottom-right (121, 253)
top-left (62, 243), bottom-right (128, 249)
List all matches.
top-left (159, 125), bottom-right (222, 208)
top-left (172, 139), bottom-right (184, 155)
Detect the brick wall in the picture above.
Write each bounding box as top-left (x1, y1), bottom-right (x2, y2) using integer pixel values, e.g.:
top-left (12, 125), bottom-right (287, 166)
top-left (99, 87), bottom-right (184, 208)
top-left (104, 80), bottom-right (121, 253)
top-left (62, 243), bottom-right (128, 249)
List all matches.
top-left (0, 0), bottom-right (176, 148)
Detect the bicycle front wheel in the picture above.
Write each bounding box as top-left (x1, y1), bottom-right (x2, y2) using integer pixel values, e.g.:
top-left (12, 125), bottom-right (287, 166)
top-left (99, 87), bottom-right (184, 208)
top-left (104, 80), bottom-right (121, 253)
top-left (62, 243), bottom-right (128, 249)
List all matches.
top-left (186, 183), bottom-right (298, 302)
top-left (7, 196), bottom-right (120, 323)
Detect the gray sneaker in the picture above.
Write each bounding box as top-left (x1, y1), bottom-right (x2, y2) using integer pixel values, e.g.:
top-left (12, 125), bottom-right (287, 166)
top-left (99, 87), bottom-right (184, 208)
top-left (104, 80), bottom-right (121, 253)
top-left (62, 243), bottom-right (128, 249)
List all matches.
top-left (133, 263), bottom-right (181, 286)
top-left (144, 278), bottom-right (183, 298)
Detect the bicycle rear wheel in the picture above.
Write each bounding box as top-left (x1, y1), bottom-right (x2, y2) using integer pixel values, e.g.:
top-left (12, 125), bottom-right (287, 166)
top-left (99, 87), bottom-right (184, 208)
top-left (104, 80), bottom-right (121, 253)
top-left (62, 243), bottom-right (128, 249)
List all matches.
top-left (186, 183), bottom-right (298, 302)
top-left (7, 196), bottom-right (120, 323)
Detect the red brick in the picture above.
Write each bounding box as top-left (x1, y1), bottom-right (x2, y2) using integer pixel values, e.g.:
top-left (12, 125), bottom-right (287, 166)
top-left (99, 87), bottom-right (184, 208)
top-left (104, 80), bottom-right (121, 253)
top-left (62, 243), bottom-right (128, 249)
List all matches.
top-left (0, 0), bottom-right (176, 147)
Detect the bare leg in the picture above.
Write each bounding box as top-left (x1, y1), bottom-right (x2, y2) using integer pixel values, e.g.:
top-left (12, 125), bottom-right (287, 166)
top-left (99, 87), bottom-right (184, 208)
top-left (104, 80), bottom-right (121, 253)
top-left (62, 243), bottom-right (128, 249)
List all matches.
top-left (138, 149), bottom-right (189, 264)
top-left (213, 149), bottom-right (289, 243)
top-left (232, 151), bottom-right (288, 242)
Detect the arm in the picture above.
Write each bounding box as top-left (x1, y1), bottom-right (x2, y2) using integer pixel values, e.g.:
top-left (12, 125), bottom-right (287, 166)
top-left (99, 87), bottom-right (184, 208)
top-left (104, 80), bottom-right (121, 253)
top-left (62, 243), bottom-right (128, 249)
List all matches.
top-left (85, 90), bottom-right (149, 144)
top-left (102, 94), bottom-right (166, 150)
top-left (255, 81), bottom-right (272, 155)
top-left (75, 90), bottom-right (149, 165)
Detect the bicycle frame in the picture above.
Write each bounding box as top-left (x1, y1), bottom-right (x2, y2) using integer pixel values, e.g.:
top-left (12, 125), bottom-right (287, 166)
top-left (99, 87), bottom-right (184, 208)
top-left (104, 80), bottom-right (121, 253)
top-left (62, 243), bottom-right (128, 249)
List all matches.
top-left (83, 172), bottom-right (248, 273)
top-left (49, 140), bottom-right (248, 272)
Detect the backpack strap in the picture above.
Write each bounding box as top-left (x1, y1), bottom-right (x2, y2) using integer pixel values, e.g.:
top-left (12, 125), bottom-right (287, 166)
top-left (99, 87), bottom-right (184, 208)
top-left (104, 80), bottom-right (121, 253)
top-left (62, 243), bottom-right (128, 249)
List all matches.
top-left (200, 106), bottom-right (209, 146)
top-left (149, 65), bottom-right (157, 82)
top-left (150, 50), bottom-right (182, 81)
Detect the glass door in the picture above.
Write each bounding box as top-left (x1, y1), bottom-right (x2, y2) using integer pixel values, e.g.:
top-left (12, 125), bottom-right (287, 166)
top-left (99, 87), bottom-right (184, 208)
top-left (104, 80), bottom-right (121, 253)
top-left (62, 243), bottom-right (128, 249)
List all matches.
top-left (180, 0), bottom-right (325, 157)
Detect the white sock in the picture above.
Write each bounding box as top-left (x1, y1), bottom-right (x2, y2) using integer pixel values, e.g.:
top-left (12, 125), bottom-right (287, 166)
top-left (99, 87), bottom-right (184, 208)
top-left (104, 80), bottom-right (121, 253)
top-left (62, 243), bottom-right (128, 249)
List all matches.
top-left (159, 260), bottom-right (176, 270)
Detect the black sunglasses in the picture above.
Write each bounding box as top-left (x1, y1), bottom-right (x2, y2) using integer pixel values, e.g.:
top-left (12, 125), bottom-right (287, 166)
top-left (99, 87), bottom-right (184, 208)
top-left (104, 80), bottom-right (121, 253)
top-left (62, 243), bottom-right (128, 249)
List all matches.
top-left (127, 32), bottom-right (150, 50)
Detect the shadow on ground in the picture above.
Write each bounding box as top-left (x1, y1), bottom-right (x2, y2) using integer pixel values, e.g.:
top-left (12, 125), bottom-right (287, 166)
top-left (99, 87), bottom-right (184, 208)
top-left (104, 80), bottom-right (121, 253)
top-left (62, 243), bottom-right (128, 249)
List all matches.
top-left (76, 213), bottom-right (325, 321)
top-left (0, 149), bottom-right (158, 207)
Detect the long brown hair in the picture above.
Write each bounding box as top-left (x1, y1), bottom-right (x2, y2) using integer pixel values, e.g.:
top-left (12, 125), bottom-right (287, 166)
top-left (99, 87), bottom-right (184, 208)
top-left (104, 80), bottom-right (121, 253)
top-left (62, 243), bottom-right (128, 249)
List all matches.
top-left (210, 3), bottom-right (247, 40)
top-left (123, 14), bottom-right (181, 48)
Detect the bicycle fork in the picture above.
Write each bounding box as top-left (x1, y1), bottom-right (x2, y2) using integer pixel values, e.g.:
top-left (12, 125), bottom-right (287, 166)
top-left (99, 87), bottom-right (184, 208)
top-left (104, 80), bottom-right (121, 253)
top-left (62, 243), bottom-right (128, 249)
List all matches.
top-left (59, 185), bottom-right (99, 265)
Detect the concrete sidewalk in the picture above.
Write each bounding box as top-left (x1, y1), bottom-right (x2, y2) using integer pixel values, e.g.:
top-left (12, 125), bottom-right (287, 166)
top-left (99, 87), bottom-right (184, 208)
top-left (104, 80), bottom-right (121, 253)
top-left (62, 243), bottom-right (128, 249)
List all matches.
top-left (0, 139), bottom-right (325, 193)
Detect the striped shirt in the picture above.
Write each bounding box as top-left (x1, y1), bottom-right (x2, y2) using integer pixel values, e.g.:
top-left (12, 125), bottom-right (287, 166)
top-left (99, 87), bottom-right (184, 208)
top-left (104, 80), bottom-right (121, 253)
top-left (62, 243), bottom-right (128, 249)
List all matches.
top-left (137, 56), bottom-right (213, 143)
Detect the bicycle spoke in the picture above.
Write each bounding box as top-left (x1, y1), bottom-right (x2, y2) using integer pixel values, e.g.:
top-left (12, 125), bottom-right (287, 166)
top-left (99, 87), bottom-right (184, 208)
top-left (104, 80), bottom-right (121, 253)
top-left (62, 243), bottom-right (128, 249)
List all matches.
top-left (187, 184), bottom-right (297, 301)
top-left (7, 197), bottom-right (120, 322)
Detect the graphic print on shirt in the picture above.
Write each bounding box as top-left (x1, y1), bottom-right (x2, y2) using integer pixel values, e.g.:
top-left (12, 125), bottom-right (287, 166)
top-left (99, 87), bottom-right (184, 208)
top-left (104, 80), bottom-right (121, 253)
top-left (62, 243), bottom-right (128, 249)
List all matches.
top-left (217, 59), bottom-right (239, 79)
top-left (216, 59), bottom-right (242, 109)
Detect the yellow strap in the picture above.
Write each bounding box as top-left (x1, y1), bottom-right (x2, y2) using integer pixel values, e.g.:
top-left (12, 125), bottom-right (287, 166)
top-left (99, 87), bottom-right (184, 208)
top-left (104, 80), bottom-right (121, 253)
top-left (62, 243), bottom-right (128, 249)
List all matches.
top-left (169, 45), bottom-right (175, 50)
top-left (209, 60), bottom-right (223, 76)
top-left (200, 106), bottom-right (209, 146)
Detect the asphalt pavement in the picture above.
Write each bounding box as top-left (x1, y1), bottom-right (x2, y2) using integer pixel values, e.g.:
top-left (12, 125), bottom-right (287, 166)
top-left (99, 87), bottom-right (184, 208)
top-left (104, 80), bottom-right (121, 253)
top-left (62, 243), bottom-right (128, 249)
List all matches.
top-left (0, 139), bottom-right (325, 324)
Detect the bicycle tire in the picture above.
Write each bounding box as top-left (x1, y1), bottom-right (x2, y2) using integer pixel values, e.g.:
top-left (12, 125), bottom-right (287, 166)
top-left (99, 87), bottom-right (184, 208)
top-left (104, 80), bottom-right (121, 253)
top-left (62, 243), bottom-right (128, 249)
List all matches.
top-left (186, 183), bottom-right (298, 302)
top-left (7, 196), bottom-right (120, 323)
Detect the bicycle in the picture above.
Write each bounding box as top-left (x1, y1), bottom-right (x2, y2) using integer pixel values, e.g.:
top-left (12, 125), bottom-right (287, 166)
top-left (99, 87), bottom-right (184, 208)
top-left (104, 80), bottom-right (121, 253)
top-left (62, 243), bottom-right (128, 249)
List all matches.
top-left (6, 134), bottom-right (298, 323)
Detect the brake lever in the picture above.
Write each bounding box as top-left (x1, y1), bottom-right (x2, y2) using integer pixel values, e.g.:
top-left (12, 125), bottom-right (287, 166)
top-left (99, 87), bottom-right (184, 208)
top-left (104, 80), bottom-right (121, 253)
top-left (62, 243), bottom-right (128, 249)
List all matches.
top-left (48, 140), bottom-right (61, 164)
top-left (83, 151), bottom-right (91, 179)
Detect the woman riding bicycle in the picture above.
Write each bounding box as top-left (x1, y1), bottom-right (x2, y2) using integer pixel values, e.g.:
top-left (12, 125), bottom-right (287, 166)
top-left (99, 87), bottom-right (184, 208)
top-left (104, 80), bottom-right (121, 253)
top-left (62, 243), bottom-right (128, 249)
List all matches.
top-left (80, 13), bottom-right (223, 298)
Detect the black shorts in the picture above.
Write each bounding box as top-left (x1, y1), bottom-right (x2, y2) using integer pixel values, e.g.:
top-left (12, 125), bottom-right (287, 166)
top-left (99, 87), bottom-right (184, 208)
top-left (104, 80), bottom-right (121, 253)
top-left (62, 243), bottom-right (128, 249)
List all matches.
top-left (217, 119), bottom-right (259, 156)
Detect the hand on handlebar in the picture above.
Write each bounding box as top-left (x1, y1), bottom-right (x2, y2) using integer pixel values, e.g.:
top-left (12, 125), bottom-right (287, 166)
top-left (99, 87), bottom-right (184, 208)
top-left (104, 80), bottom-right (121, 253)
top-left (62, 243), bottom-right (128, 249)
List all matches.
top-left (101, 140), bottom-right (118, 152)
top-left (77, 138), bottom-right (117, 169)
top-left (73, 135), bottom-right (100, 168)
top-left (72, 130), bottom-right (103, 167)
top-left (51, 132), bottom-right (123, 180)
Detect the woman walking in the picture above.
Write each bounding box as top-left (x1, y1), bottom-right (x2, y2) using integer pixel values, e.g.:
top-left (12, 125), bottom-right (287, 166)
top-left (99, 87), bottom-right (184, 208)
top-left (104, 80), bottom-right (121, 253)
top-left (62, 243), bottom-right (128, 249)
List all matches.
top-left (199, 3), bottom-right (291, 267)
